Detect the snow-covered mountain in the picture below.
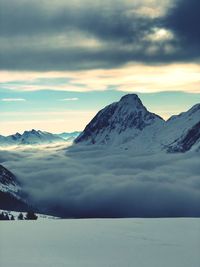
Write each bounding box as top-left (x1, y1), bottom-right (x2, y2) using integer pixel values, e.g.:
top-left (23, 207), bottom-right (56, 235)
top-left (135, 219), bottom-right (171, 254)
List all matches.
top-left (0, 164), bottom-right (28, 211)
top-left (10, 130), bottom-right (64, 145)
top-left (56, 131), bottom-right (81, 142)
top-left (75, 94), bottom-right (200, 153)
top-left (75, 94), bottom-right (164, 146)
top-left (0, 130), bottom-right (80, 146)
top-left (161, 104), bottom-right (200, 152)
top-left (0, 134), bottom-right (11, 145)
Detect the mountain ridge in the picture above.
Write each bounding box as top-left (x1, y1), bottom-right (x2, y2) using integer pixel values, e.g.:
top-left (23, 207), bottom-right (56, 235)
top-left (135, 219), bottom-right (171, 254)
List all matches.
top-left (0, 130), bottom-right (81, 146)
top-left (75, 94), bottom-right (164, 146)
top-left (75, 94), bottom-right (200, 153)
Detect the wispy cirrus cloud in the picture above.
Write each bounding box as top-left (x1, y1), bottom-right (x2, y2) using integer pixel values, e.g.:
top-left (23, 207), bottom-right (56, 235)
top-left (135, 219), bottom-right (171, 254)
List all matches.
top-left (60, 98), bottom-right (79, 101)
top-left (1, 63), bottom-right (200, 93)
top-left (1, 98), bottom-right (26, 102)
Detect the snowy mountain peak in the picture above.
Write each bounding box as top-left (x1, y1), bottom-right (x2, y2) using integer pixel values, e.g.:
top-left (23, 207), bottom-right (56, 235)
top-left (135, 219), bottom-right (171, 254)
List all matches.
top-left (24, 129), bottom-right (38, 135)
top-left (75, 94), bottom-right (164, 145)
top-left (75, 95), bottom-right (200, 152)
top-left (11, 132), bottom-right (22, 140)
top-left (30, 129), bottom-right (37, 133)
top-left (15, 132), bottom-right (21, 137)
top-left (119, 94), bottom-right (143, 106)
top-left (115, 94), bottom-right (148, 115)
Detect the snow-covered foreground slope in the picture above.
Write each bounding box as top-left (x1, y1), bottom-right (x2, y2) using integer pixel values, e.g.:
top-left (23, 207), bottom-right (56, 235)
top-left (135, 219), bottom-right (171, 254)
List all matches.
top-left (0, 218), bottom-right (199, 267)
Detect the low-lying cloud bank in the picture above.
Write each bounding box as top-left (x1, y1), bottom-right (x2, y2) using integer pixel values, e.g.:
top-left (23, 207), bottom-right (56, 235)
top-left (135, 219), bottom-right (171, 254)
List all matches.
top-left (0, 144), bottom-right (199, 218)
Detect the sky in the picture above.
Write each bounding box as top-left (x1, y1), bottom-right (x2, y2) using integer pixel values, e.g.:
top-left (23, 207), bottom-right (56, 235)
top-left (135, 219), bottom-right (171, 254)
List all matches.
top-left (0, 0), bottom-right (200, 135)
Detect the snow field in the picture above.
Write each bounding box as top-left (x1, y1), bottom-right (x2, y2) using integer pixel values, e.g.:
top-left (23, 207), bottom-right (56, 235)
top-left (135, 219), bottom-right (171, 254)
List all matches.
top-left (0, 218), bottom-right (199, 267)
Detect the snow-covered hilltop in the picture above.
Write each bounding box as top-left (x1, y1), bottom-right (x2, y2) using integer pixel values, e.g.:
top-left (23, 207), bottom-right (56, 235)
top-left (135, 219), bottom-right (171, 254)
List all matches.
top-left (75, 94), bottom-right (200, 153)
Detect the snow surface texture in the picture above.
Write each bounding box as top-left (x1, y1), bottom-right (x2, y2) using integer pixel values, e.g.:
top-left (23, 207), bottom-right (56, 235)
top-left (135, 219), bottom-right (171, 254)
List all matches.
top-left (75, 94), bottom-right (200, 153)
top-left (0, 144), bottom-right (200, 217)
top-left (0, 218), bottom-right (199, 267)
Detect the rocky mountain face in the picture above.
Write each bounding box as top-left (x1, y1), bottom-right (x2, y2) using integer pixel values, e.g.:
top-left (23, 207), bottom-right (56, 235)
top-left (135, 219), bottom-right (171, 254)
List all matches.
top-left (75, 94), bottom-right (164, 146)
top-left (0, 165), bottom-right (28, 211)
top-left (75, 94), bottom-right (200, 153)
top-left (167, 121), bottom-right (200, 152)
top-left (0, 165), bottom-right (19, 194)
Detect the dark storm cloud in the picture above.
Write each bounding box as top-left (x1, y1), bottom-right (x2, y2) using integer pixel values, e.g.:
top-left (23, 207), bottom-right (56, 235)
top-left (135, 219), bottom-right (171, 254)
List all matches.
top-left (164, 0), bottom-right (200, 61)
top-left (0, 0), bottom-right (156, 70)
top-left (0, 0), bottom-right (199, 71)
top-left (0, 0), bottom-right (149, 42)
top-left (0, 44), bottom-right (181, 71)
top-left (166, 0), bottom-right (200, 45)
top-left (1, 144), bottom-right (200, 218)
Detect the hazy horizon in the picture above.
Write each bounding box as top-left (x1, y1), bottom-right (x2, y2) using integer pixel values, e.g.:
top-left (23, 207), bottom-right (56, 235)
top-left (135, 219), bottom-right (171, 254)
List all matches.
top-left (1, 91), bottom-right (200, 135)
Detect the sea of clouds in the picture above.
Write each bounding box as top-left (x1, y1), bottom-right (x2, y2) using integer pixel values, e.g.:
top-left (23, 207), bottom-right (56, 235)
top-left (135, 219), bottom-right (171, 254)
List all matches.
top-left (0, 143), bottom-right (199, 218)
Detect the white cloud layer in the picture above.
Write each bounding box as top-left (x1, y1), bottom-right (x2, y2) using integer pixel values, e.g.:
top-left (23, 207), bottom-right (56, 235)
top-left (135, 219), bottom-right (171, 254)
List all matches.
top-left (0, 144), bottom-right (200, 218)
top-left (1, 98), bottom-right (26, 102)
top-left (1, 63), bottom-right (200, 93)
top-left (60, 98), bottom-right (79, 101)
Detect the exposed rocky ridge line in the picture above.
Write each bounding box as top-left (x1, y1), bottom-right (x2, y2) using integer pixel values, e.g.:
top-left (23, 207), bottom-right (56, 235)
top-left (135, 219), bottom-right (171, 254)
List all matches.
top-left (75, 94), bottom-right (164, 146)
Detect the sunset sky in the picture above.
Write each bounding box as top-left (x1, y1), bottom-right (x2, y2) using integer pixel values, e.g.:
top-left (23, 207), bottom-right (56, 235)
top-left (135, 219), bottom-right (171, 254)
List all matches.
top-left (0, 0), bottom-right (200, 135)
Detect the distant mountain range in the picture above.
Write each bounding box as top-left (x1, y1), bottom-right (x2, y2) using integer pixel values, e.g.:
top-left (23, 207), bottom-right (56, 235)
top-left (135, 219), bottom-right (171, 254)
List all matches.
top-left (0, 130), bottom-right (81, 146)
top-left (75, 94), bottom-right (200, 153)
top-left (2, 94), bottom-right (199, 152)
